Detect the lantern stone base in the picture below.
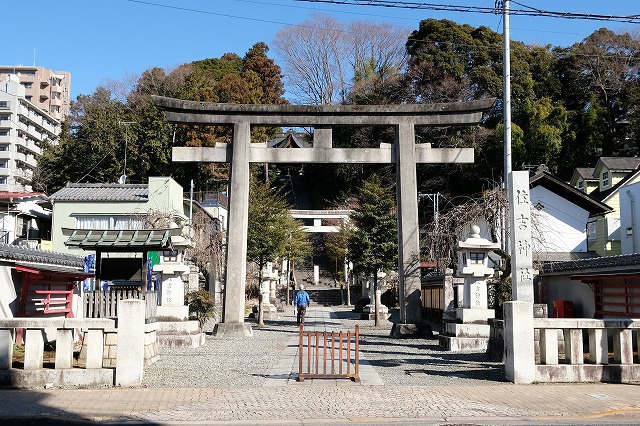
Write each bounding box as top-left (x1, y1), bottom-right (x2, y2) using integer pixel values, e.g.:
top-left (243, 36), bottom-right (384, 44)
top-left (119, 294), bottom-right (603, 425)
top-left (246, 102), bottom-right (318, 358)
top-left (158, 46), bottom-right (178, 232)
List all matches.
top-left (156, 306), bottom-right (205, 349)
top-left (438, 322), bottom-right (490, 351)
top-left (455, 308), bottom-right (495, 324)
top-left (258, 303), bottom-right (280, 320)
top-left (390, 323), bottom-right (433, 338)
top-left (213, 322), bottom-right (253, 337)
top-left (157, 306), bottom-right (189, 322)
top-left (361, 303), bottom-right (390, 320)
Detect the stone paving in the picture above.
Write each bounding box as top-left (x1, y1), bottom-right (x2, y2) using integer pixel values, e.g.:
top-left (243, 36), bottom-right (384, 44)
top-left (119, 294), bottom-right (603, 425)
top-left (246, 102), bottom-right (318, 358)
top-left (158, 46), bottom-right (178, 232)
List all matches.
top-left (1, 305), bottom-right (640, 425)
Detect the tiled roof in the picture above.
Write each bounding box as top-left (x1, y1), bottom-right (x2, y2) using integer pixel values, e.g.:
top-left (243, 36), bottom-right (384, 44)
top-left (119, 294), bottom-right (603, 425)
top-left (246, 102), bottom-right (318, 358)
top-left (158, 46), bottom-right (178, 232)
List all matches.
top-left (529, 172), bottom-right (612, 215)
top-left (599, 157), bottom-right (640, 172)
top-left (50, 183), bottom-right (148, 202)
top-left (575, 168), bottom-right (596, 180)
top-left (267, 130), bottom-right (312, 148)
top-left (0, 243), bottom-right (85, 268)
top-left (540, 253), bottom-right (640, 275)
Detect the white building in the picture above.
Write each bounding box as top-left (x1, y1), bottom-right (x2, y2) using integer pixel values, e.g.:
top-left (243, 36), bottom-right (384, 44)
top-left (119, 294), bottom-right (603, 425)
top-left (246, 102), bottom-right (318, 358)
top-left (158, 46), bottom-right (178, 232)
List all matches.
top-left (0, 75), bottom-right (61, 192)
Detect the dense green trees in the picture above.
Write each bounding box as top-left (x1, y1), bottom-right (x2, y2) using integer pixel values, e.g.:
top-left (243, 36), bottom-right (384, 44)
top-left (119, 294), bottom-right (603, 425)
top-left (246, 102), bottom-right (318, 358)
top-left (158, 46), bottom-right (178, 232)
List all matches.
top-left (36, 43), bottom-right (286, 193)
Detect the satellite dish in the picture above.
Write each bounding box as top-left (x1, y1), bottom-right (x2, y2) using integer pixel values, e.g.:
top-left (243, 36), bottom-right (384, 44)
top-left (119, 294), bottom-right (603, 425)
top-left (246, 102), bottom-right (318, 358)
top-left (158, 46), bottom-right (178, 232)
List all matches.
top-left (118, 175), bottom-right (126, 184)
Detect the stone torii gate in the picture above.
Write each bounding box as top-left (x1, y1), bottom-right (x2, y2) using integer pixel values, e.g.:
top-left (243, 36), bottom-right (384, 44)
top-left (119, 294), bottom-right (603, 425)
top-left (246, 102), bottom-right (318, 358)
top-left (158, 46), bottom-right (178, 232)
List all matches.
top-left (152, 96), bottom-right (495, 335)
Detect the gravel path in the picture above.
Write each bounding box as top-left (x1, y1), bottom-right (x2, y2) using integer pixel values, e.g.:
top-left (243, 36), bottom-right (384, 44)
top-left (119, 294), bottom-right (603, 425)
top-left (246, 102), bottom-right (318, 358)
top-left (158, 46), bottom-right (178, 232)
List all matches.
top-left (142, 305), bottom-right (505, 388)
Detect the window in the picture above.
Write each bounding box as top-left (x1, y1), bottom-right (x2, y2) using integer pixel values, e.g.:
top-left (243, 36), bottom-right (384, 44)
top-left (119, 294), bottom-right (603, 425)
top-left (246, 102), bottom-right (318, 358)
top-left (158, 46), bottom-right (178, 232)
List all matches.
top-left (76, 215), bottom-right (146, 230)
top-left (0, 178), bottom-right (6, 185)
top-left (16, 216), bottom-right (29, 238)
top-left (470, 252), bottom-right (485, 264)
top-left (0, 161), bottom-right (7, 168)
top-left (162, 250), bottom-right (178, 262)
top-left (602, 171), bottom-right (610, 188)
top-left (76, 216), bottom-right (110, 229)
top-left (0, 101), bottom-right (8, 109)
top-left (587, 221), bottom-right (597, 240)
top-left (0, 115), bottom-right (8, 121)
top-left (0, 144), bottom-right (8, 150)
top-left (113, 216), bottom-right (145, 230)
top-left (0, 132), bottom-right (8, 138)
top-left (577, 180), bottom-right (584, 191)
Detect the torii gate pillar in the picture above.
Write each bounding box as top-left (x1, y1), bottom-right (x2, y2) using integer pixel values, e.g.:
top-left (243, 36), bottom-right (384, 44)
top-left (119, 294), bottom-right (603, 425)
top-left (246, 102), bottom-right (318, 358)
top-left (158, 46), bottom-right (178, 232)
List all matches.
top-left (153, 97), bottom-right (495, 336)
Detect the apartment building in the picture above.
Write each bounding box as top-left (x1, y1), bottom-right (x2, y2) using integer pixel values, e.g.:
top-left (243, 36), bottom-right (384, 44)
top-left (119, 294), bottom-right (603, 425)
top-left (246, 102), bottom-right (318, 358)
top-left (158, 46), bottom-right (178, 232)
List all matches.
top-left (0, 65), bottom-right (71, 122)
top-left (0, 74), bottom-right (60, 192)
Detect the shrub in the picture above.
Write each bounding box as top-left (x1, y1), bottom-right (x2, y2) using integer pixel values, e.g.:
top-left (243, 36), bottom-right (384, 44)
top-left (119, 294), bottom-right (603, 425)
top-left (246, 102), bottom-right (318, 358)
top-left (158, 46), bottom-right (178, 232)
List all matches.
top-left (185, 290), bottom-right (216, 329)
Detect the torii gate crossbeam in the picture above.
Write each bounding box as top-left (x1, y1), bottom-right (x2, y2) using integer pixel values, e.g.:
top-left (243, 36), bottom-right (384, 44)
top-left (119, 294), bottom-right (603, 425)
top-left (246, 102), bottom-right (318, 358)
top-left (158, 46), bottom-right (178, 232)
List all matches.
top-left (153, 96), bottom-right (495, 335)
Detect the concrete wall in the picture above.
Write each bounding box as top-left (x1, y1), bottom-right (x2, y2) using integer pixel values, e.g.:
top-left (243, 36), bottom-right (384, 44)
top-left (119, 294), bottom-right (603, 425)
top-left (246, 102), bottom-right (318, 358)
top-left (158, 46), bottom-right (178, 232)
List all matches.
top-left (538, 275), bottom-right (595, 318)
top-left (620, 180), bottom-right (640, 255)
top-left (0, 262), bottom-right (19, 318)
top-left (530, 186), bottom-right (589, 253)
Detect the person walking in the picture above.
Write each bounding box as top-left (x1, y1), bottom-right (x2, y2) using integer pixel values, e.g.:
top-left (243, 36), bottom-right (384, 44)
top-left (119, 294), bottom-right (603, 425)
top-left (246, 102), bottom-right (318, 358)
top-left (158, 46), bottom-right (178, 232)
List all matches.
top-left (294, 284), bottom-right (311, 325)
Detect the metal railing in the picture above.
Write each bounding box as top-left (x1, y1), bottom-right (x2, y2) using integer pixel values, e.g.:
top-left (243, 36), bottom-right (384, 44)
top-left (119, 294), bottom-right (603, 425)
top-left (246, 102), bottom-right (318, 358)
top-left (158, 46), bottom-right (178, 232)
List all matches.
top-left (298, 324), bottom-right (360, 382)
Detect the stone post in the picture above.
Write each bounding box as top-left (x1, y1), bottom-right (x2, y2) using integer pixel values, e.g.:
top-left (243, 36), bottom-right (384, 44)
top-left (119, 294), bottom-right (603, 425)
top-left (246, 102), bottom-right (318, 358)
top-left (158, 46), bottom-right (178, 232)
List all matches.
top-left (396, 123), bottom-right (422, 324)
top-left (503, 301), bottom-right (535, 383)
top-left (215, 121), bottom-right (252, 336)
top-left (504, 170), bottom-right (536, 384)
top-left (116, 299), bottom-right (145, 387)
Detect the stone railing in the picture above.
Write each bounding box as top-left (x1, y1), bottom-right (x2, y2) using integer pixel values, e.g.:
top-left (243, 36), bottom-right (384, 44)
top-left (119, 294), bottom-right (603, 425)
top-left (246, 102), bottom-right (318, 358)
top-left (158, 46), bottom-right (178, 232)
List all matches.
top-left (534, 318), bottom-right (640, 383)
top-left (0, 300), bottom-right (157, 388)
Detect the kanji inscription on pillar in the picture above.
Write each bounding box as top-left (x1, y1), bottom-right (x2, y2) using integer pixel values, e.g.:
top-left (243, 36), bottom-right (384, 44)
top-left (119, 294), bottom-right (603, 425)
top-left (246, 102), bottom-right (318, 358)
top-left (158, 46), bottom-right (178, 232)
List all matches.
top-left (509, 171), bottom-right (534, 302)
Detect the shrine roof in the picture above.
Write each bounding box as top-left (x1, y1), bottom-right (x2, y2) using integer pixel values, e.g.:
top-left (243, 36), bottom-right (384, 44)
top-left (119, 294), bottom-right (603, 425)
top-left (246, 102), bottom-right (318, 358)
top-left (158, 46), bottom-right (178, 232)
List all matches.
top-left (0, 243), bottom-right (85, 268)
top-left (62, 228), bottom-right (180, 252)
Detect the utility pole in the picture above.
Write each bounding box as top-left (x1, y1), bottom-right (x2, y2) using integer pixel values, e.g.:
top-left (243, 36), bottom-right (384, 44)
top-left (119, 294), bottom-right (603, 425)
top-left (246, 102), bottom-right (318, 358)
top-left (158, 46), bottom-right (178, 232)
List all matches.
top-left (119, 121), bottom-right (136, 184)
top-left (497, 0), bottom-right (512, 256)
top-left (499, 0), bottom-right (512, 190)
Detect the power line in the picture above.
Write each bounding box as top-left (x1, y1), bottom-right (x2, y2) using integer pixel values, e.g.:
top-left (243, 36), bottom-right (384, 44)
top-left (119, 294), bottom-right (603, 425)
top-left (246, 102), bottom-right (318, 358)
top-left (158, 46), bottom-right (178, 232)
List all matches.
top-left (294, 0), bottom-right (640, 24)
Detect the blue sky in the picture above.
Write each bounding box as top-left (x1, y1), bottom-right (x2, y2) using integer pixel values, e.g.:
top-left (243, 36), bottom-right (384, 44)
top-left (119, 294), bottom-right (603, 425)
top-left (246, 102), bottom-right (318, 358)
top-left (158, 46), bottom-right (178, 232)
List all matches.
top-left (4, 0), bottom-right (638, 101)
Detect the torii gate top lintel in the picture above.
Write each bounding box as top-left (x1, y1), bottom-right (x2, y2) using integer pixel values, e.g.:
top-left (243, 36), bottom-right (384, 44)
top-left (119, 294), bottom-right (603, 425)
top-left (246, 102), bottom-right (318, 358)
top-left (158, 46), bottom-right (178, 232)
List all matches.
top-left (151, 95), bottom-right (495, 127)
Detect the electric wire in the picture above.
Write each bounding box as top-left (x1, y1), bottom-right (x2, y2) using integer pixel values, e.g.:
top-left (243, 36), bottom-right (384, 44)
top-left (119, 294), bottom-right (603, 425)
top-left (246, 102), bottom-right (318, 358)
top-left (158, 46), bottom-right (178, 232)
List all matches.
top-left (294, 0), bottom-right (640, 24)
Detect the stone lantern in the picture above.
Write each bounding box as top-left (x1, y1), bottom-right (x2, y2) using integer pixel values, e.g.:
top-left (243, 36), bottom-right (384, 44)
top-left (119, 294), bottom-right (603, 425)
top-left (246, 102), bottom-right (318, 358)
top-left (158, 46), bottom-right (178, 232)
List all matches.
top-left (439, 225), bottom-right (500, 351)
top-left (455, 225), bottom-right (501, 323)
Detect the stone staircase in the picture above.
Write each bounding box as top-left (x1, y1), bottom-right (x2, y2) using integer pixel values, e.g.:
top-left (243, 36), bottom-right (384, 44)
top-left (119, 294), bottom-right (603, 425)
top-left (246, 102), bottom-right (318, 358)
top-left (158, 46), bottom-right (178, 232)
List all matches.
top-left (306, 286), bottom-right (344, 306)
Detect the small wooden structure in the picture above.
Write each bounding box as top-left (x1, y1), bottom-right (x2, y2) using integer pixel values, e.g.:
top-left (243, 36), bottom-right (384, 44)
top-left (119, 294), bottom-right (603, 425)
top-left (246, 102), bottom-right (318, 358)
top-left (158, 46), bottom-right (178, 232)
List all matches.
top-left (298, 325), bottom-right (360, 382)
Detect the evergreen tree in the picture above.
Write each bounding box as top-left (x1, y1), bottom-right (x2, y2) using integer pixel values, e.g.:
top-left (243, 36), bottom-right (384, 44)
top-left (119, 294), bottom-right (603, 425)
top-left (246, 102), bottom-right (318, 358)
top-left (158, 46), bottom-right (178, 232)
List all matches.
top-left (247, 175), bottom-right (310, 325)
top-left (347, 174), bottom-right (398, 326)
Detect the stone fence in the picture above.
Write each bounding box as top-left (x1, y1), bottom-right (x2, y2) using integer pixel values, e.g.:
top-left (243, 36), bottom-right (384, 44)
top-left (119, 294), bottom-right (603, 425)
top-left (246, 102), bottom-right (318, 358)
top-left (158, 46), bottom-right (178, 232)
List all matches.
top-left (0, 299), bottom-right (157, 388)
top-left (534, 318), bottom-right (640, 383)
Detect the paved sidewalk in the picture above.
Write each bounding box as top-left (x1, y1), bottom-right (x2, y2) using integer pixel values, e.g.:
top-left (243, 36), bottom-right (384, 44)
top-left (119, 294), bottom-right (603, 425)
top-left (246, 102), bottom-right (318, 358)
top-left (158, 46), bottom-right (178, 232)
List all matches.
top-left (1, 305), bottom-right (640, 425)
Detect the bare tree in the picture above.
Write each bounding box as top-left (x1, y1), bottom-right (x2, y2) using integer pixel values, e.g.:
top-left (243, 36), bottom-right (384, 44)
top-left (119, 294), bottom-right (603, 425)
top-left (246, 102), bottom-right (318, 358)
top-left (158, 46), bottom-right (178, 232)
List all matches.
top-left (274, 14), bottom-right (347, 105)
top-left (273, 14), bottom-right (410, 105)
